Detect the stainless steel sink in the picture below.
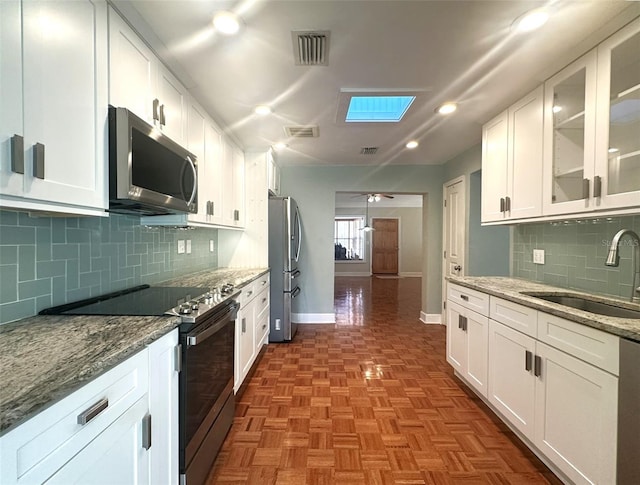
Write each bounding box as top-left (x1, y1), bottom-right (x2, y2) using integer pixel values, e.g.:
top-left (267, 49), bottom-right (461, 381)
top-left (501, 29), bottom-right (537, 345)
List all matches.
top-left (523, 293), bottom-right (640, 319)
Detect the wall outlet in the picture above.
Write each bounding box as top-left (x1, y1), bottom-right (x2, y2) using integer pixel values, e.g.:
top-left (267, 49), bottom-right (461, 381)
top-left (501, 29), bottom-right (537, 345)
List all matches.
top-left (186, 239), bottom-right (192, 254)
top-left (209, 240), bottom-right (215, 252)
top-left (533, 249), bottom-right (545, 265)
top-left (177, 240), bottom-right (186, 254)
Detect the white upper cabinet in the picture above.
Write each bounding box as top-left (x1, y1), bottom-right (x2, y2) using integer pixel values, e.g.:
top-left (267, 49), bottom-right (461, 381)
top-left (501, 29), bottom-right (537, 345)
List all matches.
top-left (204, 121), bottom-right (225, 226)
top-left (481, 86), bottom-right (543, 223)
top-left (108, 7), bottom-right (187, 146)
top-left (543, 18), bottom-right (640, 216)
top-left (186, 101), bottom-right (207, 224)
top-left (0, 0), bottom-right (108, 216)
top-left (267, 150), bottom-right (281, 196)
top-left (594, 18), bottom-right (640, 210)
top-left (542, 51), bottom-right (598, 215)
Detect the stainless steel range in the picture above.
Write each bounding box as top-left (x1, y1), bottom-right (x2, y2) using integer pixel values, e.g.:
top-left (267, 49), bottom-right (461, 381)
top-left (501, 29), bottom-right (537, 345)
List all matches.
top-left (40, 283), bottom-right (239, 485)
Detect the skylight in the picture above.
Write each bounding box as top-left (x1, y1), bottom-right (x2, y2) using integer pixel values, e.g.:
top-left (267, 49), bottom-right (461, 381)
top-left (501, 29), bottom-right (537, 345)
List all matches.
top-left (345, 95), bottom-right (415, 122)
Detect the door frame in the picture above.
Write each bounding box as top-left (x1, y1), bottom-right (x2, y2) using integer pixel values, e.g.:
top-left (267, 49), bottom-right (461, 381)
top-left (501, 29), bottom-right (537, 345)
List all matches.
top-left (442, 176), bottom-right (467, 326)
top-left (370, 216), bottom-right (401, 275)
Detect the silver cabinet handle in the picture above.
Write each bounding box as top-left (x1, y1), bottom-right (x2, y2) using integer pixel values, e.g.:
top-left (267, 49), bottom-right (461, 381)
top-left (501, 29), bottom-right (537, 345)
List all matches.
top-left (525, 350), bottom-right (533, 372)
top-left (10, 135), bottom-right (24, 174)
top-left (262, 297), bottom-right (267, 303)
top-left (234, 209), bottom-right (240, 221)
top-left (534, 355), bottom-right (542, 377)
top-left (505, 196), bottom-right (511, 212)
top-left (582, 178), bottom-right (590, 199)
top-left (152, 98), bottom-right (160, 122)
top-left (159, 104), bottom-right (166, 126)
top-left (499, 197), bottom-right (505, 212)
top-left (77, 398), bottom-right (108, 425)
top-left (241, 317), bottom-right (246, 333)
top-left (593, 175), bottom-right (602, 198)
top-left (211, 201), bottom-right (215, 215)
top-left (246, 290), bottom-right (253, 298)
top-left (174, 344), bottom-right (182, 373)
top-left (33, 143), bottom-right (45, 179)
top-left (261, 279), bottom-right (267, 286)
top-left (460, 295), bottom-right (469, 301)
top-left (142, 414), bottom-right (152, 450)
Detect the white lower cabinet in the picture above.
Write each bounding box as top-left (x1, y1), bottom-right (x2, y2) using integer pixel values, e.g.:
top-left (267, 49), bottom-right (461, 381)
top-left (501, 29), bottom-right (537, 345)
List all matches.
top-left (446, 301), bottom-right (488, 397)
top-left (235, 274), bottom-right (270, 392)
top-left (487, 319), bottom-right (536, 437)
top-left (534, 341), bottom-right (618, 485)
top-left (485, 300), bottom-right (619, 485)
top-left (0, 329), bottom-right (179, 485)
top-left (448, 284), bottom-right (620, 485)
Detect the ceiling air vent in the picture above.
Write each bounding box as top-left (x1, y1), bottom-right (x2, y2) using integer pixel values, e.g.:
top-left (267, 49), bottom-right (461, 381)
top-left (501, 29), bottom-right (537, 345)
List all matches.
top-left (360, 147), bottom-right (379, 155)
top-left (284, 125), bottom-right (319, 138)
top-left (292, 31), bottom-right (330, 66)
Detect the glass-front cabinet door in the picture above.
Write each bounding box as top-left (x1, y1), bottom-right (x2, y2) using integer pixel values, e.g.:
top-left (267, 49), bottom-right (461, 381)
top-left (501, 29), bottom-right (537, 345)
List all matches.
top-left (595, 18), bottom-right (640, 210)
top-left (542, 51), bottom-right (598, 215)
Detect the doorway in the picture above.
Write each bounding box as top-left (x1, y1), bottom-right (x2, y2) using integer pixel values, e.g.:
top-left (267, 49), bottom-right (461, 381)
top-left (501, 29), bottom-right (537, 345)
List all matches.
top-left (372, 218), bottom-right (399, 274)
top-left (442, 176), bottom-right (467, 324)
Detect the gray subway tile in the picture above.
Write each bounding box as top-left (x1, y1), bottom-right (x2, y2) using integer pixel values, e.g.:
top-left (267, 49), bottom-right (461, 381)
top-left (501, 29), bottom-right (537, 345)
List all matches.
top-left (0, 247), bottom-right (17, 265)
top-left (0, 265), bottom-right (18, 303)
top-left (37, 260), bottom-right (66, 278)
top-left (66, 228), bottom-right (91, 244)
top-left (52, 275), bottom-right (66, 305)
top-left (51, 219), bottom-right (66, 243)
top-left (18, 278), bottom-right (51, 299)
top-left (79, 271), bottom-right (101, 289)
top-left (0, 299), bottom-right (35, 324)
top-left (0, 211), bottom-right (18, 226)
top-left (52, 244), bottom-right (79, 260)
top-left (18, 246), bottom-right (35, 282)
top-left (66, 260), bottom-right (79, 290)
top-left (0, 226), bottom-right (35, 245)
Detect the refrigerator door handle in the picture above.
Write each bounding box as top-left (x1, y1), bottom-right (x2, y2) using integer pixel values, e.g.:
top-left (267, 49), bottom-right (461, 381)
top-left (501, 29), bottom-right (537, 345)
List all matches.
top-left (294, 206), bottom-right (302, 262)
top-left (291, 287), bottom-right (301, 298)
top-left (291, 270), bottom-right (301, 279)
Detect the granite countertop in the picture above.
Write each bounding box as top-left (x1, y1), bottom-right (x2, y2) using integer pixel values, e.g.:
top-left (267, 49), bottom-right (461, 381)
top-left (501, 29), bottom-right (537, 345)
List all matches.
top-left (446, 276), bottom-right (640, 342)
top-left (0, 267), bottom-right (269, 436)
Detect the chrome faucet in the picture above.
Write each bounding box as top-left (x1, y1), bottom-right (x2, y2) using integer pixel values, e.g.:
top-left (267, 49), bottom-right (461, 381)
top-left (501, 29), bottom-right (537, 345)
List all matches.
top-left (605, 229), bottom-right (640, 302)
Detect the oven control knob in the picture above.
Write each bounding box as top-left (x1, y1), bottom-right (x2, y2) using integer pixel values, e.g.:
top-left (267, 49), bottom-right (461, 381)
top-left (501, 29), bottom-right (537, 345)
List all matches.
top-left (179, 304), bottom-right (192, 315)
top-left (190, 300), bottom-right (199, 310)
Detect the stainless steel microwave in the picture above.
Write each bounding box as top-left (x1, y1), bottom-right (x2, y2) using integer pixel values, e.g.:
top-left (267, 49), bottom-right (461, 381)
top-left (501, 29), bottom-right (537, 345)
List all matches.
top-left (108, 106), bottom-right (197, 216)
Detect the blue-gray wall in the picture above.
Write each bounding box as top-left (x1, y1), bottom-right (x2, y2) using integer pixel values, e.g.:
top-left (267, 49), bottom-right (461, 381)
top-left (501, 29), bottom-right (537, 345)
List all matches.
top-left (0, 210), bottom-right (218, 324)
top-left (468, 170), bottom-right (510, 276)
top-left (442, 144), bottom-right (511, 277)
top-left (512, 214), bottom-right (640, 299)
top-left (280, 164), bottom-right (444, 317)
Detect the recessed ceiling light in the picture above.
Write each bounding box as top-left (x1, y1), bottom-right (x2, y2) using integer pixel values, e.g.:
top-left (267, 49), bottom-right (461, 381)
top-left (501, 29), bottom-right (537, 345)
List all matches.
top-left (514, 9), bottom-right (549, 33)
top-left (213, 11), bottom-right (241, 35)
top-left (273, 142), bottom-right (288, 151)
top-left (608, 148), bottom-right (619, 153)
top-left (436, 103), bottom-right (457, 115)
top-left (552, 105), bottom-right (563, 113)
top-left (254, 105), bottom-right (272, 115)
top-left (406, 140), bottom-right (419, 149)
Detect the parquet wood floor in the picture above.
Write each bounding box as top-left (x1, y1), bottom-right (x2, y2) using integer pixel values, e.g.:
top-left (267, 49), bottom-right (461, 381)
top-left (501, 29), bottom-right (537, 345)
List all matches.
top-left (207, 277), bottom-right (562, 485)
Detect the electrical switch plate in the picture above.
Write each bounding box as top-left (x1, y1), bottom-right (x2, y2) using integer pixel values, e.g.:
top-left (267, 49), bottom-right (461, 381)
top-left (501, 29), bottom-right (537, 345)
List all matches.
top-left (209, 240), bottom-right (215, 252)
top-left (177, 240), bottom-right (186, 254)
top-left (186, 240), bottom-right (192, 254)
top-left (533, 249), bottom-right (545, 264)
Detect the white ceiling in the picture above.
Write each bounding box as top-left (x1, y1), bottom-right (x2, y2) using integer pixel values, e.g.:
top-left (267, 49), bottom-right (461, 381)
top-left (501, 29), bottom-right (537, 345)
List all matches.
top-left (115, 1), bottom-right (639, 167)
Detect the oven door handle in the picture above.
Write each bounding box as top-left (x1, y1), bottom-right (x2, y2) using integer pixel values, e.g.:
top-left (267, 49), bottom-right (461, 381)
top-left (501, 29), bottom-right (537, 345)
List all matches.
top-left (186, 304), bottom-right (238, 347)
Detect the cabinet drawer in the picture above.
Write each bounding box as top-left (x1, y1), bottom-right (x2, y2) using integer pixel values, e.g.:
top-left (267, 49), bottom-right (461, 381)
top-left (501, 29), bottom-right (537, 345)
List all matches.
top-left (490, 296), bottom-right (538, 338)
top-left (537, 312), bottom-right (619, 375)
top-left (1, 349), bottom-right (149, 484)
top-left (238, 274), bottom-right (270, 307)
top-left (254, 286), bottom-right (269, 318)
top-left (255, 307), bottom-right (270, 347)
top-left (448, 284), bottom-right (489, 316)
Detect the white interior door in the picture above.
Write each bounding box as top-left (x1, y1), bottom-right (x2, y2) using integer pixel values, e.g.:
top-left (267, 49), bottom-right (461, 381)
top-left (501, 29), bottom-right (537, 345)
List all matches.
top-left (442, 177), bottom-right (466, 323)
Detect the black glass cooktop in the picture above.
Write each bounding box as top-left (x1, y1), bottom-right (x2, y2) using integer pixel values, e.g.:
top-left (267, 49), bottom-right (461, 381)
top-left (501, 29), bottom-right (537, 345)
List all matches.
top-left (39, 285), bottom-right (208, 316)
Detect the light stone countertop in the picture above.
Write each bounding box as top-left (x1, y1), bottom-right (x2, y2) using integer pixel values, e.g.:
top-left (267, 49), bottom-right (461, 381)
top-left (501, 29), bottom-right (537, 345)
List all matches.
top-left (446, 276), bottom-right (640, 342)
top-left (0, 267), bottom-right (269, 436)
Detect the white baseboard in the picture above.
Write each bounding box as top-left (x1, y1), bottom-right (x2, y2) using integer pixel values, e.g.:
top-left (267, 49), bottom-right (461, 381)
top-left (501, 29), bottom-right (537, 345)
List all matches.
top-left (400, 272), bottom-right (422, 277)
top-left (293, 313), bottom-right (336, 324)
top-left (420, 312), bottom-right (442, 324)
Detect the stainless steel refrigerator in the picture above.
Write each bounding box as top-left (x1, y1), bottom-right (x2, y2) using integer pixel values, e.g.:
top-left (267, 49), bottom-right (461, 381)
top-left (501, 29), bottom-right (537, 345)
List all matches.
top-left (268, 197), bottom-right (302, 342)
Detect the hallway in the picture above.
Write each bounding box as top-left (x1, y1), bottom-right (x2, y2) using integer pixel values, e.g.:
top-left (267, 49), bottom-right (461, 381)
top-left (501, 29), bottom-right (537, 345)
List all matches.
top-left (207, 277), bottom-right (561, 484)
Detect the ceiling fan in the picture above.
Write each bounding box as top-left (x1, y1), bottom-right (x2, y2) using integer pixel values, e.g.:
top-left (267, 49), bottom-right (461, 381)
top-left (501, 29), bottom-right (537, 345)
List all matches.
top-left (351, 193), bottom-right (395, 202)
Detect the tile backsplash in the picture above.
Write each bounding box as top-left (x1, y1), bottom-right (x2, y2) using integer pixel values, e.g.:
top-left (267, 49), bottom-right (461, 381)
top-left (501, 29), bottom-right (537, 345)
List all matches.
top-left (513, 214), bottom-right (640, 299)
top-left (0, 210), bottom-right (218, 324)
